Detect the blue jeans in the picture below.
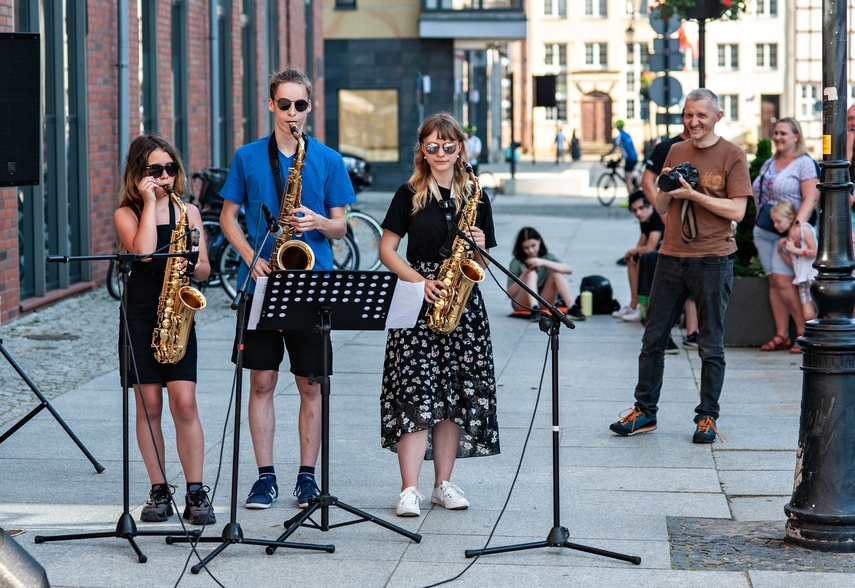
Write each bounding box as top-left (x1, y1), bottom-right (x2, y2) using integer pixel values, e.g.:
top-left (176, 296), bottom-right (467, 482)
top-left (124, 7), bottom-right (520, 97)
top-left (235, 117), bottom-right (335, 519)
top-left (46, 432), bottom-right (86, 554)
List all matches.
top-left (634, 254), bottom-right (733, 421)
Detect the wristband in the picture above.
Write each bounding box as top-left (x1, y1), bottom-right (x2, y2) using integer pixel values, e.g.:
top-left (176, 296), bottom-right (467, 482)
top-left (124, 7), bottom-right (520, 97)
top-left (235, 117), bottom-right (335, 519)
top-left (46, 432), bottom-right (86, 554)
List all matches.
top-left (795, 220), bottom-right (801, 225)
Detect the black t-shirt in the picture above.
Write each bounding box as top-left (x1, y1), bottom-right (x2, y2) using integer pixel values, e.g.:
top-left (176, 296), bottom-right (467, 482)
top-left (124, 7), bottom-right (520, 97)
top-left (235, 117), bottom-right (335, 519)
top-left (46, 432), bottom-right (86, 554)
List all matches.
top-left (382, 183), bottom-right (497, 263)
top-left (644, 134), bottom-right (686, 176)
top-left (640, 209), bottom-right (665, 247)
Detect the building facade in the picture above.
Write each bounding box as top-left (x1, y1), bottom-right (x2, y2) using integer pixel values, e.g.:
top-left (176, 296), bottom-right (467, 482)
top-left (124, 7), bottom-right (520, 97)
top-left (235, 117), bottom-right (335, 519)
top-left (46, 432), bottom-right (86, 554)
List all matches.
top-left (0, 0), bottom-right (322, 322)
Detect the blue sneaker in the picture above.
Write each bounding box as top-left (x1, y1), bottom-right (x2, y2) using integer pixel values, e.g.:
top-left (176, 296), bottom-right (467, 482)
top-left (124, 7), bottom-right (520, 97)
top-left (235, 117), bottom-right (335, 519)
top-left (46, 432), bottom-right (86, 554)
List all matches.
top-left (294, 475), bottom-right (320, 508)
top-left (610, 407), bottom-right (657, 436)
top-left (245, 476), bottom-right (278, 509)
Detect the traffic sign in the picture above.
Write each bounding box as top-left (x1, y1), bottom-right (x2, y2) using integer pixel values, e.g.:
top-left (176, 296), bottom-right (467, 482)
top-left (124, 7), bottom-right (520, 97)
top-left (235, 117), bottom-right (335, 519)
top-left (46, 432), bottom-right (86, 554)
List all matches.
top-left (648, 76), bottom-right (683, 107)
top-left (656, 112), bottom-right (684, 126)
top-left (653, 38), bottom-right (681, 54)
top-left (649, 7), bottom-right (681, 36)
top-left (649, 52), bottom-right (684, 72)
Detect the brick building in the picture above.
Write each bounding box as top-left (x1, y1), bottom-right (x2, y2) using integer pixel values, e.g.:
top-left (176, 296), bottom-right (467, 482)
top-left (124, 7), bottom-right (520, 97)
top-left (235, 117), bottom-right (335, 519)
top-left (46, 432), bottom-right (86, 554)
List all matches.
top-left (0, 0), bottom-right (324, 323)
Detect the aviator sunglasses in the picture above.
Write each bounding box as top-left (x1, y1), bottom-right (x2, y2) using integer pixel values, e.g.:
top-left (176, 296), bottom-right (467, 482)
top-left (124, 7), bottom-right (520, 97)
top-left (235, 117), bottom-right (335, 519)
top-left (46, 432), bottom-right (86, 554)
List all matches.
top-left (424, 142), bottom-right (458, 155)
top-left (144, 162), bottom-right (180, 178)
top-left (276, 98), bottom-right (310, 112)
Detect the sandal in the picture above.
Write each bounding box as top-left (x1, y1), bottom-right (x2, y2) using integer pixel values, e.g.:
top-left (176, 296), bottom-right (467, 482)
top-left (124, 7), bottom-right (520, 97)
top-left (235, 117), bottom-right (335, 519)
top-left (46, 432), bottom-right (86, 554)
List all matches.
top-left (761, 334), bottom-right (791, 351)
top-left (789, 343), bottom-right (801, 354)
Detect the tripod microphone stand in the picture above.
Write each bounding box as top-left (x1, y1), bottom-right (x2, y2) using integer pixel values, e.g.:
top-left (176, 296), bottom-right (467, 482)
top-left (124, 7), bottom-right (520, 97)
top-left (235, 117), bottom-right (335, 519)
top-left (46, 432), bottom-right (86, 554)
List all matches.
top-left (258, 270), bottom-right (422, 554)
top-left (166, 221), bottom-right (334, 574)
top-left (0, 339), bottom-right (103, 473)
top-left (35, 252), bottom-right (200, 562)
top-left (450, 229), bottom-right (640, 565)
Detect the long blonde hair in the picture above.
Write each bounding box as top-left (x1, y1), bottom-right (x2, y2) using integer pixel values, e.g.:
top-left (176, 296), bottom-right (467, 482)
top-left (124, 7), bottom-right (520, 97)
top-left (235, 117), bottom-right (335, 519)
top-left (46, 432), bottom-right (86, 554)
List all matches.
top-left (408, 112), bottom-right (471, 214)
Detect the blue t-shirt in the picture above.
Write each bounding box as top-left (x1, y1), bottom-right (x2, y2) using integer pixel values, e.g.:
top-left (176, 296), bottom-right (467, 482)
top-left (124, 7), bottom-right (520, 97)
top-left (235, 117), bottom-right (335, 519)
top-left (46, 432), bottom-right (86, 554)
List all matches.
top-left (220, 134), bottom-right (357, 292)
top-left (614, 129), bottom-right (638, 162)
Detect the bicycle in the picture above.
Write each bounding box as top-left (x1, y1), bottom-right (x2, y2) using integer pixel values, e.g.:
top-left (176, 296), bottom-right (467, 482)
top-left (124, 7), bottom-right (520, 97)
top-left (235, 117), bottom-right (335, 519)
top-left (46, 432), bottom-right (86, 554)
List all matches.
top-left (596, 157), bottom-right (639, 207)
top-left (477, 171), bottom-right (502, 199)
top-left (339, 204), bottom-right (382, 270)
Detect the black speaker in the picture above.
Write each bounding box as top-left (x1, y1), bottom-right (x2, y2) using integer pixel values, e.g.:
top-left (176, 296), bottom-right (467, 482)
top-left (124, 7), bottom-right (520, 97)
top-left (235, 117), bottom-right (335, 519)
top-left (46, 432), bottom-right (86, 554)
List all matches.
top-left (534, 75), bottom-right (557, 108)
top-left (0, 528), bottom-right (49, 587)
top-left (0, 33), bottom-right (41, 187)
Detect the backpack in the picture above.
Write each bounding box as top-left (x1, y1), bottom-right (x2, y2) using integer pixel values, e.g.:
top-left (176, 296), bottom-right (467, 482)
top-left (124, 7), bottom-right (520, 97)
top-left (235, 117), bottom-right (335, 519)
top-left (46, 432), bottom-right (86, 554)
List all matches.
top-left (575, 275), bottom-right (621, 315)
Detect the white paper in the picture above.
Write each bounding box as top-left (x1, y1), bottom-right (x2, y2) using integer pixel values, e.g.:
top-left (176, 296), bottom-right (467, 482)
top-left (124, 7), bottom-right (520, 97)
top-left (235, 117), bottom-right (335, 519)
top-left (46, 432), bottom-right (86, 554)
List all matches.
top-left (385, 280), bottom-right (425, 329)
top-left (247, 276), bottom-right (267, 330)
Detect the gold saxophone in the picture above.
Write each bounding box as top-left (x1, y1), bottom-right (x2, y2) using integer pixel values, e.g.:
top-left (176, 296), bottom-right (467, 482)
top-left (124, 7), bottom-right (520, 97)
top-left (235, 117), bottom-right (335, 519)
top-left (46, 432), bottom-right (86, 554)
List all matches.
top-left (152, 187), bottom-right (207, 364)
top-left (426, 166), bottom-right (486, 334)
top-left (268, 122), bottom-right (315, 270)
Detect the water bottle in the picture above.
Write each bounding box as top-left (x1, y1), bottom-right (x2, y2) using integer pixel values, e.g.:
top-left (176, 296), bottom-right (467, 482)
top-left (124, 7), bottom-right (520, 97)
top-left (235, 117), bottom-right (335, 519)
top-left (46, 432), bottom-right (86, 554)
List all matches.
top-left (580, 290), bottom-right (593, 317)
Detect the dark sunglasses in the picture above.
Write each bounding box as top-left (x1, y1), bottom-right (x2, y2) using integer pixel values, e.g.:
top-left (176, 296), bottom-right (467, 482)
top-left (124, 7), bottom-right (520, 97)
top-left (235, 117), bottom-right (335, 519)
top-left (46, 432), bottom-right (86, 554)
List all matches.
top-left (276, 98), bottom-right (310, 112)
top-left (424, 142), bottom-right (458, 155)
top-left (144, 162), bottom-right (180, 178)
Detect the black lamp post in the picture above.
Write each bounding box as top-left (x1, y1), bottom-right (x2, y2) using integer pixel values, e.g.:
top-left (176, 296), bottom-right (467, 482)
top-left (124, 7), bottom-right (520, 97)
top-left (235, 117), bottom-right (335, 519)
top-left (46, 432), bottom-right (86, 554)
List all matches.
top-left (784, 0), bottom-right (855, 552)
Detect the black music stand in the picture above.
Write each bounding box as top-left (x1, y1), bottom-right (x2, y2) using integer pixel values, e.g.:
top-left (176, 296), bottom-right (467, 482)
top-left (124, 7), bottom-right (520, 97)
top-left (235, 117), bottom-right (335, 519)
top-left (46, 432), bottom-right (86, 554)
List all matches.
top-left (0, 339), bottom-right (103, 473)
top-left (258, 270), bottom-right (422, 554)
top-left (35, 253), bottom-right (199, 562)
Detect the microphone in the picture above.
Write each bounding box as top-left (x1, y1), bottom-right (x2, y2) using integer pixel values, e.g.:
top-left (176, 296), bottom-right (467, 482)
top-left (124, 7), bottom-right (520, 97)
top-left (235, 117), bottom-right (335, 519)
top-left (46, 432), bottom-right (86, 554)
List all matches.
top-left (463, 162), bottom-right (474, 175)
top-left (186, 229), bottom-right (200, 278)
top-left (261, 203), bottom-right (284, 238)
top-left (439, 228), bottom-right (456, 259)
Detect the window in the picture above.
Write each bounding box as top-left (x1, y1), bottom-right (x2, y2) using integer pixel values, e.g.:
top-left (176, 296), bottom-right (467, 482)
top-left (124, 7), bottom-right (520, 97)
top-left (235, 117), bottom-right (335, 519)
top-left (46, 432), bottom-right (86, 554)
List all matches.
top-left (171, 1), bottom-right (189, 161)
top-left (721, 95), bottom-right (739, 121)
top-left (545, 74), bottom-right (567, 122)
top-left (626, 99), bottom-right (636, 120)
top-left (335, 0), bottom-right (357, 7)
top-left (585, 43), bottom-right (607, 68)
top-left (544, 43), bottom-right (567, 67)
top-left (717, 44), bottom-right (738, 69)
top-left (338, 89), bottom-right (400, 162)
top-left (543, 0), bottom-right (566, 18)
top-left (584, 0), bottom-right (607, 17)
top-left (756, 0), bottom-right (778, 16)
top-left (797, 84), bottom-right (820, 120)
top-left (241, 0), bottom-right (257, 143)
top-left (756, 43), bottom-right (778, 69)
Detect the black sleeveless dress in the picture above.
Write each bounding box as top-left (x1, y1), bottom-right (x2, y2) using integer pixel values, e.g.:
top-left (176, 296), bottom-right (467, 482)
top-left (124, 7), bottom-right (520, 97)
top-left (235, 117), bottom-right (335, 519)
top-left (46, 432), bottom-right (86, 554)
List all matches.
top-left (118, 203), bottom-right (198, 385)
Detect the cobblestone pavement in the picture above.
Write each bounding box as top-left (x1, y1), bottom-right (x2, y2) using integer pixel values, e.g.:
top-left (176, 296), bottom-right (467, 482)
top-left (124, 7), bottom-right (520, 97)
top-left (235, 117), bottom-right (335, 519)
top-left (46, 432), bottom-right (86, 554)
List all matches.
top-left (668, 518), bottom-right (855, 572)
top-left (0, 284), bottom-right (235, 430)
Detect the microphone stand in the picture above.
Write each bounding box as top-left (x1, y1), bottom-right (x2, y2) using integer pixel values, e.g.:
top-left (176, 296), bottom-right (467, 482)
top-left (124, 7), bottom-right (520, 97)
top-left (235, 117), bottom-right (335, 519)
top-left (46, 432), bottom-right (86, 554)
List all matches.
top-left (453, 228), bottom-right (641, 565)
top-left (36, 250), bottom-right (201, 562)
top-left (166, 214), bottom-right (333, 574)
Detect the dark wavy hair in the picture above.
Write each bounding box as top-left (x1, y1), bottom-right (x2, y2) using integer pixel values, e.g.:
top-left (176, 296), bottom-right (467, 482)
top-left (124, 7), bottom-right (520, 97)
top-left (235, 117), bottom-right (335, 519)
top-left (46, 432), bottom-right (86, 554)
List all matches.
top-left (512, 227), bottom-right (548, 262)
top-left (117, 133), bottom-right (187, 220)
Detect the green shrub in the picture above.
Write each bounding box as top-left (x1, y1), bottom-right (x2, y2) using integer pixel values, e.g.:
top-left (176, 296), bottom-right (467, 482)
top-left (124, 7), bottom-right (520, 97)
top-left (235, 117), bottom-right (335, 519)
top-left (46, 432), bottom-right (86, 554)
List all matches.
top-left (733, 137), bottom-right (772, 276)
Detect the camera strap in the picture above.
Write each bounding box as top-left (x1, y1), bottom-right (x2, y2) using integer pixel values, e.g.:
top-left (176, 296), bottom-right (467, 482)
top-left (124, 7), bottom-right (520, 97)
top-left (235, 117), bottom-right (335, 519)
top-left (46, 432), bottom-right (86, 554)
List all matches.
top-left (681, 200), bottom-right (697, 243)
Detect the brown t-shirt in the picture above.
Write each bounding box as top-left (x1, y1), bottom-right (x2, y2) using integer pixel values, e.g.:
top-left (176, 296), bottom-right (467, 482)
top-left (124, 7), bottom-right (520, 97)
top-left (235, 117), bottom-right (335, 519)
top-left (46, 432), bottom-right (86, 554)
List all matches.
top-left (660, 137), bottom-right (751, 258)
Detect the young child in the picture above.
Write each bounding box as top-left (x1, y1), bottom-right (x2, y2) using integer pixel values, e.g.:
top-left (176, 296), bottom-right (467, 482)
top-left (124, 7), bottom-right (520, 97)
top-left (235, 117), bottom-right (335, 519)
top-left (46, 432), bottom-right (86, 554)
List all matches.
top-left (772, 200), bottom-right (818, 323)
top-left (113, 134), bottom-right (216, 525)
top-left (508, 226), bottom-right (584, 321)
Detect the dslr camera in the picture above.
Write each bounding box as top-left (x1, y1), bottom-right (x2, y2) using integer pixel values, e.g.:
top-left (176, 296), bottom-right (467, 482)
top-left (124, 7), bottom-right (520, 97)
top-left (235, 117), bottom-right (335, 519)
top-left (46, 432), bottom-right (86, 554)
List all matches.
top-left (658, 162), bottom-right (699, 192)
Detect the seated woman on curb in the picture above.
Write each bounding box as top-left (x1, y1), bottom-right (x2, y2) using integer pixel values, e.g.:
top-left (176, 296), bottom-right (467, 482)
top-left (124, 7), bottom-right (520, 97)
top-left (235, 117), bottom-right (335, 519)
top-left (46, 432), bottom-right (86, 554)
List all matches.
top-left (508, 226), bottom-right (585, 321)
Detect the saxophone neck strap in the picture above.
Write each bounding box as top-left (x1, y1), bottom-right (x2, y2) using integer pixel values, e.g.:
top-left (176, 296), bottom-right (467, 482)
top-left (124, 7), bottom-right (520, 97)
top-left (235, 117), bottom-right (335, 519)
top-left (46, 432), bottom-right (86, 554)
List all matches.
top-left (267, 132), bottom-right (309, 212)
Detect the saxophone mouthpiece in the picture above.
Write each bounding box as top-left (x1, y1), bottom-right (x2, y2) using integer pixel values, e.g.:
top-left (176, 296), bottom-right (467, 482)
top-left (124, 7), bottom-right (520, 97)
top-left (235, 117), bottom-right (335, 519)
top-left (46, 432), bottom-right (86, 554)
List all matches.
top-left (164, 186), bottom-right (175, 196)
top-left (463, 163), bottom-right (474, 174)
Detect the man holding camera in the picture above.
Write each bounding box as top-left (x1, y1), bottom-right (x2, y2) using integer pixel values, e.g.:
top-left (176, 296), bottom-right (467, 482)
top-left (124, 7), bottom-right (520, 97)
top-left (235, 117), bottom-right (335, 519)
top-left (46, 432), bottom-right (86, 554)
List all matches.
top-left (609, 88), bottom-right (751, 444)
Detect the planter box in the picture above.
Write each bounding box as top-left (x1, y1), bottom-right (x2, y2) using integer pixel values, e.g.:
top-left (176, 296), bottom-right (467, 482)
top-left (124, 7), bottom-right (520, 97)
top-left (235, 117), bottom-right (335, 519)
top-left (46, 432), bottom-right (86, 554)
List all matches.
top-left (724, 276), bottom-right (776, 346)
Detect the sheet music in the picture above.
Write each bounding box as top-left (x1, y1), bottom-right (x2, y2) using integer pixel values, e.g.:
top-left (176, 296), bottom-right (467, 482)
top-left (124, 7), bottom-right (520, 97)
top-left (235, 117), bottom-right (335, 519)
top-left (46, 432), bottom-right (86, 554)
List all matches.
top-left (385, 280), bottom-right (424, 329)
top-left (247, 276), bottom-right (268, 330)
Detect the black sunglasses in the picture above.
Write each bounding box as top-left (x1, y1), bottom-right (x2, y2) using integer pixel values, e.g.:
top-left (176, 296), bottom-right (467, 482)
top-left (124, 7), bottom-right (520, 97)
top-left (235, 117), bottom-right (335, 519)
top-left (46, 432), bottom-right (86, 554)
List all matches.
top-left (144, 162), bottom-right (180, 178)
top-left (424, 142), bottom-right (458, 155)
top-left (276, 98), bottom-right (310, 112)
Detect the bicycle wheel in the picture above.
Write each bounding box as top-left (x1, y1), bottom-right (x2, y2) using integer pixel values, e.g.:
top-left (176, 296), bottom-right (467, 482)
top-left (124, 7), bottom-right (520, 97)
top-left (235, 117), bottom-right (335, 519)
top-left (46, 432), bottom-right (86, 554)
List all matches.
top-left (348, 210), bottom-right (382, 270)
top-left (597, 172), bottom-right (619, 206)
top-left (218, 241), bottom-right (241, 299)
top-left (331, 232), bottom-right (359, 271)
top-left (106, 260), bottom-right (123, 300)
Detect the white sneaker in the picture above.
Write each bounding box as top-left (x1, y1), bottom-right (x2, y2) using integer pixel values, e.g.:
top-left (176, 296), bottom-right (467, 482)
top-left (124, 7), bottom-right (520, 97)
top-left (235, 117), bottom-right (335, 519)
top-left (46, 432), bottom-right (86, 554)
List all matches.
top-left (396, 486), bottom-right (425, 517)
top-left (621, 307), bottom-right (642, 322)
top-left (612, 305), bottom-right (634, 318)
top-left (430, 481), bottom-right (469, 510)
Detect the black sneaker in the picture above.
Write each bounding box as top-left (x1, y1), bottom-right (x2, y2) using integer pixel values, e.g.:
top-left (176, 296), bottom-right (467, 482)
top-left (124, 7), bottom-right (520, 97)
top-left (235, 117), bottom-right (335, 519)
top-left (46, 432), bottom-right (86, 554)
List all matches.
top-left (140, 484), bottom-right (175, 522)
top-left (294, 474), bottom-right (320, 508)
top-left (682, 332), bottom-right (699, 349)
top-left (566, 304), bottom-right (586, 321)
top-left (184, 485), bottom-right (216, 525)
top-left (616, 256), bottom-right (627, 266)
top-left (529, 305), bottom-right (542, 322)
top-left (693, 417), bottom-right (721, 444)
top-left (665, 336), bottom-right (679, 355)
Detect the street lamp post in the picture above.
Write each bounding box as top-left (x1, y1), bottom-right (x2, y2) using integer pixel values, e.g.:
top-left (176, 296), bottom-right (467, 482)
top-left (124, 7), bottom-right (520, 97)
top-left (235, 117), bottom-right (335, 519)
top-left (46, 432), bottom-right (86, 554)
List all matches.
top-left (784, 0), bottom-right (855, 552)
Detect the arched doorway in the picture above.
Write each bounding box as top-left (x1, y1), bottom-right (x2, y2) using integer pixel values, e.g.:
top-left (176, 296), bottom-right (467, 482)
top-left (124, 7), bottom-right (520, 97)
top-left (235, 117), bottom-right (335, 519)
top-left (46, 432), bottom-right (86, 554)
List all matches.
top-left (581, 92), bottom-right (612, 145)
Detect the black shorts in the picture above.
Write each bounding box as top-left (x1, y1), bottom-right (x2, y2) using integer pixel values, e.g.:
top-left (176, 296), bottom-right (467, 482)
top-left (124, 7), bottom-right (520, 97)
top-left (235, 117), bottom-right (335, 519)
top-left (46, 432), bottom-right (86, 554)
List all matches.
top-left (625, 159), bottom-right (638, 174)
top-left (231, 296), bottom-right (331, 377)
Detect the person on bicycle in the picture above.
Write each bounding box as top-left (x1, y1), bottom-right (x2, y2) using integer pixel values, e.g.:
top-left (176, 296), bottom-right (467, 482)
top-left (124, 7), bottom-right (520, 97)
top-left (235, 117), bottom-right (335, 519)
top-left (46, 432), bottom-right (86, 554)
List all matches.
top-left (602, 120), bottom-right (639, 191)
top-left (218, 67), bottom-right (356, 510)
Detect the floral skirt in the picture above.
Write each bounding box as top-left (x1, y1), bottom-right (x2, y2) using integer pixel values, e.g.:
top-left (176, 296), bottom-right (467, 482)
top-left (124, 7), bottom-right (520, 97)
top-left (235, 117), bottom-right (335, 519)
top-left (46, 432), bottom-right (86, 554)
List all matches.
top-left (380, 261), bottom-right (500, 459)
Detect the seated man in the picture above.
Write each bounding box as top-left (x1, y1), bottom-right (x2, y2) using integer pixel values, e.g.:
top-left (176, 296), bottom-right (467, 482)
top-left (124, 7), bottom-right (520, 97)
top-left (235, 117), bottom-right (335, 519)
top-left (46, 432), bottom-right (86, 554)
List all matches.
top-left (613, 191), bottom-right (664, 322)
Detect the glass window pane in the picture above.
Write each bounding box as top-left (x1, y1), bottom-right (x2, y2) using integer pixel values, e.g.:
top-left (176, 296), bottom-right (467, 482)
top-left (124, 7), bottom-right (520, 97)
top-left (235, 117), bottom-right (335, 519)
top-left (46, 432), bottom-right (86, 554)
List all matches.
top-left (338, 89), bottom-right (399, 162)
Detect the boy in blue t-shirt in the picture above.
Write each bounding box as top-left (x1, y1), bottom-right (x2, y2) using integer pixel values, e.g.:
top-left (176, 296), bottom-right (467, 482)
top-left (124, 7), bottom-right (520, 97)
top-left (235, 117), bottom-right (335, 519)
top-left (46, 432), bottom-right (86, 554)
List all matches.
top-left (604, 119), bottom-right (639, 191)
